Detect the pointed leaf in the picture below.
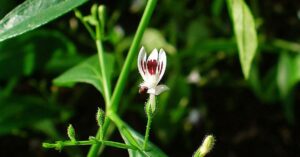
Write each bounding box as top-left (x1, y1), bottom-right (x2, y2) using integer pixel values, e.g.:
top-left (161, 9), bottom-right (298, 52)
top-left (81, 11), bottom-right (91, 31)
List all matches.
top-left (53, 53), bottom-right (114, 94)
top-left (0, 0), bottom-right (88, 42)
top-left (227, 0), bottom-right (258, 79)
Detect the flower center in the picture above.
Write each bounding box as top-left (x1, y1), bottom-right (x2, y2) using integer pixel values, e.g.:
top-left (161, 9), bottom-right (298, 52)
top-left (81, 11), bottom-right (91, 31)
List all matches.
top-left (147, 59), bottom-right (158, 75)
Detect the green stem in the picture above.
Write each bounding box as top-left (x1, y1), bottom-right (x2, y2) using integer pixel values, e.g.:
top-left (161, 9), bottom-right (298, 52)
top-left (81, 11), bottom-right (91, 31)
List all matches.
top-left (87, 0), bottom-right (158, 156)
top-left (108, 112), bottom-right (140, 148)
top-left (43, 140), bottom-right (136, 150)
top-left (110, 0), bottom-right (158, 112)
top-left (143, 98), bottom-right (154, 150)
top-left (96, 39), bottom-right (111, 105)
top-left (96, 22), bottom-right (111, 106)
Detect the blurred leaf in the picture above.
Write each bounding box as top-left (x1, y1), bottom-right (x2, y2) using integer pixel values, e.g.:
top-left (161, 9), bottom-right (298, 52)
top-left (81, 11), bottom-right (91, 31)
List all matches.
top-left (108, 26), bottom-right (125, 45)
top-left (155, 75), bottom-right (190, 143)
top-left (212, 0), bottom-right (225, 17)
top-left (0, 0), bottom-right (88, 42)
top-left (248, 62), bottom-right (279, 103)
top-left (186, 19), bottom-right (211, 48)
top-left (53, 53), bottom-right (114, 95)
top-left (45, 52), bottom-right (87, 74)
top-left (32, 120), bottom-right (60, 138)
top-left (141, 28), bottom-right (176, 54)
top-left (0, 95), bottom-right (66, 135)
top-left (182, 38), bottom-right (237, 58)
top-left (118, 121), bottom-right (168, 157)
top-left (227, 0), bottom-right (258, 79)
top-left (277, 53), bottom-right (300, 99)
top-left (276, 52), bottom-right (298, 123)
top-left (0, 30), bottom-right (77, 79)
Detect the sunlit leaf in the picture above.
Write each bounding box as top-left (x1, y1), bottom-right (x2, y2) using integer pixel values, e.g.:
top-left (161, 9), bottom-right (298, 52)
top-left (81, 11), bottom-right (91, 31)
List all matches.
top-left (227, 0), bottom-right (258, 79)
top-left (0, 0), bottom-right (88, 42)
top-left (53, 54), bottom-right (114, 95)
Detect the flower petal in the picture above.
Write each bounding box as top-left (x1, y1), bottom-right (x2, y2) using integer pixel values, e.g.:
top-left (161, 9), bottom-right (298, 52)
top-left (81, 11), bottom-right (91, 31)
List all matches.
top-left (154, 84), bottom-right (169, 95)
top-left (138, 47), bottom-right (147, 81)
top-left (157, 48), bottom-right (167, 82)
top-left (147, 48), bottom-right (158, 61)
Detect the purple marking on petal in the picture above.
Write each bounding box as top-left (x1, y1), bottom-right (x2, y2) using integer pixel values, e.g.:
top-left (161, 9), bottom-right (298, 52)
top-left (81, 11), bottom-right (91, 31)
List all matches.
top-left (140, 60), bottom-right (144, 74)
top-left (147, 59), bottom-right (158, 75)
top-left (144, 61), bottom-right (147, 73)
top-left (159, 62), bottom-right (163, 74)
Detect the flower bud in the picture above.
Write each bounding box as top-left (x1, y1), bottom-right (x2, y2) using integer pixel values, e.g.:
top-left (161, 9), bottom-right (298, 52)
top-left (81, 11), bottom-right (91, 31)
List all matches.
top-left (98, 5), bottom-right (106, 29)
top-left (67, 124), bottom-right (76, 142)
top-left (91, 4), bottom-right (98, 18)
top-left (96, 108), bottom-right (105, 128)
top-left (194, 135), bottom-right (215, 157)
top-left (74, 10), bottom-right (83, 19)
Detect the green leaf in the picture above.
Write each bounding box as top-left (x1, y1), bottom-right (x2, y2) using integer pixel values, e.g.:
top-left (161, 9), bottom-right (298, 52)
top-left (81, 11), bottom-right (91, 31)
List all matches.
top-left (0, 30), bottom-right (77, 79)
top-left (276, 52), bottom-right (300, 124)
top-left (118, 122), bottom-right (168, 157)
top-left (53, 54), bottom-right (114, 95)
top-left (227, 0), bottom-right (258, 79)
top-left (141, 28), bottom-right (176, 54)
top-left (277, 53), bottom-right (300, 98)
top-left (0, 0), bottom-right (88, 42)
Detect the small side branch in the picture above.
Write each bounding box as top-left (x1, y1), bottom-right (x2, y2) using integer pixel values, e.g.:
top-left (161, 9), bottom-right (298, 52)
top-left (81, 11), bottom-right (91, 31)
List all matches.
top-left (43, 139), bottom-right (137, 151)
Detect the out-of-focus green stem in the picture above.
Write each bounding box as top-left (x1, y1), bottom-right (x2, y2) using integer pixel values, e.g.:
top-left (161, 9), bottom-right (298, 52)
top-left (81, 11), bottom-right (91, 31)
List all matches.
top-left (43, 139), bottom-right (136, 150)
top-left (87, 0), bottom-right (158, 156)
top-left (273, 39), bottom-right (300, 53)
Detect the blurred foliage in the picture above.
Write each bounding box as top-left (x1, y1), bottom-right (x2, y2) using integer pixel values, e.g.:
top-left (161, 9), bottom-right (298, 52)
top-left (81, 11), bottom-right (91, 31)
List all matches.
top-left (0, 0), bottom-right (300, 156)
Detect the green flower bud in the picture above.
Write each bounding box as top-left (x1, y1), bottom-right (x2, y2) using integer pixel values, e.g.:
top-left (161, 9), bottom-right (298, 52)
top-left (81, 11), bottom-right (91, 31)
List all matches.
top-left (96, 108), bottom-right (105, 128)
top-left (67, 124), bottom-right (76, 142)
top-left (91, 4), bottom-right (98, 18)
top-left (74, 10), bottom-right (83, 19)
top-left (194, 135), bottom-right (215, 157)
top-left (98, 5), bottom-right (106, 30)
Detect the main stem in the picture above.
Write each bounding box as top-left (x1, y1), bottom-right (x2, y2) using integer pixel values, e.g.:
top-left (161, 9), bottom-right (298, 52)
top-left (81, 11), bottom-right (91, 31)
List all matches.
top-left (110, 0), bottom-right (158, 112)
top-left (87, 0), bottom-right (158, 156)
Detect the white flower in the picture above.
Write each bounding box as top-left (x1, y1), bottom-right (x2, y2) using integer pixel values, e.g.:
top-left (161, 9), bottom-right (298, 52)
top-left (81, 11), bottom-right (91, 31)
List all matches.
top-left (138, 47), bottom-right (169, 95)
